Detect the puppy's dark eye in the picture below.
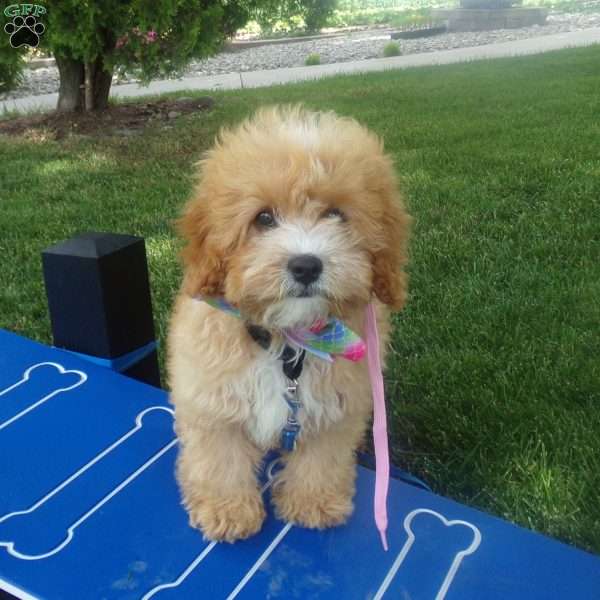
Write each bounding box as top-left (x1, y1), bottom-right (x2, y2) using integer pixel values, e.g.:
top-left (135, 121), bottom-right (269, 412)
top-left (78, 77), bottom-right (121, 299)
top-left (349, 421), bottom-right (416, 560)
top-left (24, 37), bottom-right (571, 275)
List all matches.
top-left (323, 208), bottom-right (346, 221)
top-left (255, 210), bottom-right (277, 228)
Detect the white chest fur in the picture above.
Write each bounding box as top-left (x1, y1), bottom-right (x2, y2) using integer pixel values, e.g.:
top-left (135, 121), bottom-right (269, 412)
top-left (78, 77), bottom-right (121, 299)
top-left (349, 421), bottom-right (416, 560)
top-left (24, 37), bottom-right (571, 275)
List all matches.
top-left (233, 350), bottom-right (343, 449)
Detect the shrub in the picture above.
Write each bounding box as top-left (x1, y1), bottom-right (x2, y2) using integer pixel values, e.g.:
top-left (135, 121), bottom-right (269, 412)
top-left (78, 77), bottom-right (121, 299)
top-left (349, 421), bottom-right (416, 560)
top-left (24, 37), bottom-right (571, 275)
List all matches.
top-left (383, 41), bottom-right (401, 57)
top-left (253, 0), bottom-right (337, 34)
top-left (329, 7), bottom-right (432, 29)
top-left (253, 0), bottom-right (298, 34)
top-left (305, 53), bottom-right (321, 65)
top-left (302, 0), bottom-right (338, 32)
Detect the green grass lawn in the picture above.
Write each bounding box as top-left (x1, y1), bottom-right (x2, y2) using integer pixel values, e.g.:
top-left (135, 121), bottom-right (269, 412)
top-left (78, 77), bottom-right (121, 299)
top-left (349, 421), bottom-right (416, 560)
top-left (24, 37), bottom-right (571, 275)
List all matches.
top-left (1, 46), bottom-right (599, 553)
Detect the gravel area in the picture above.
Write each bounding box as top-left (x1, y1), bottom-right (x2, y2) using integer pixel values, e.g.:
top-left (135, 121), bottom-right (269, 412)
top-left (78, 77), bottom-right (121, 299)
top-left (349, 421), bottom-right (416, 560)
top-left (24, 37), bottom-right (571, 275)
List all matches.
top-left (3, 11), bottom-right (600, 101)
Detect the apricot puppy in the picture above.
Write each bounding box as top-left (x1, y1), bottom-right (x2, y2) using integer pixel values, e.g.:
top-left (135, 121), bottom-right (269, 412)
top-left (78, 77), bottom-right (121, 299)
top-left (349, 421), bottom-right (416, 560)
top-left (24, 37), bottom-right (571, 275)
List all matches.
top-left (167, 105), bottom-right (410, 542)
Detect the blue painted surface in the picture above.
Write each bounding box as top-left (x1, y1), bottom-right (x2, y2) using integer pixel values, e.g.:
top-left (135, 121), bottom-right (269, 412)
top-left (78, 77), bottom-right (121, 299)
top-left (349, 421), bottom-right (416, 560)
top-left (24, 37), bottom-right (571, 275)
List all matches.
top-left (0, 328), bottom-right (599, 599)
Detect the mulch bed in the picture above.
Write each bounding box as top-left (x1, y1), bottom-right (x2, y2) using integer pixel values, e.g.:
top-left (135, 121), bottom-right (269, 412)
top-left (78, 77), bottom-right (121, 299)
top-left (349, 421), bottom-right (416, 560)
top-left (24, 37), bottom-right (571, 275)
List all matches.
top-left (0, 96), bottom-right (214, 140)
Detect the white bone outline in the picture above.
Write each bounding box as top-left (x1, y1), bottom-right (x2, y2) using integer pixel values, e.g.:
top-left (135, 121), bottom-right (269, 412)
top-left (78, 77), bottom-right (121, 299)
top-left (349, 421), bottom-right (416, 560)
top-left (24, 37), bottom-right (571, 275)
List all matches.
top-left (0, 576), bottom-right (38, 600)
top-left (0, 406), bottom-right (176, 561)
top-left (141, 458), bottom-right (290, 600)
top-left (0, 406), bottom-right (173, 524)
top-left (0, 362), bottom-right (87, 431)
top-left (224, 522), bottom-right (293, 600)
top-left (374, 508), bottom-right (482, 600)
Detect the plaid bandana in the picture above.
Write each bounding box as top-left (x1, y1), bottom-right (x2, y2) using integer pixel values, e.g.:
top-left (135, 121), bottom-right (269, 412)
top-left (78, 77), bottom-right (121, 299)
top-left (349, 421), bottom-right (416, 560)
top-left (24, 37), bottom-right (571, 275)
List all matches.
top-left (197, 296), bottom-right (366, 363)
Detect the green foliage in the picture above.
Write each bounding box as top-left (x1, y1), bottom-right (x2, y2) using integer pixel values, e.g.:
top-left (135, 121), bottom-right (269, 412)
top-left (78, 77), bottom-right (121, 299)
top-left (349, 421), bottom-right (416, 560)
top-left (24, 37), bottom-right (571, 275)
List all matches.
top-left (40, 0), bottom-right (254, 82)
top-left (252, 0), bottom-right (337, 33)
top-left (330, 0), bottom-right (594, 10)
top-left (525, 0), bottom-right (600, 10)
top-left (460, 0), bottom-right (521, 7)
top-left (329, 8), bottom-right (431, 28)
top-left (252, 0), bottom-right (301, 34)
top-left (305, 52), bottom-right (321, 65)
top-left (302, 0), bottom-right (338, 31)
top-left (0, 27), bottom-right (25, 93)
top-left (335, 0), bottom-right (452, 10)
top-left (383, 41), bottom-right (401, 56)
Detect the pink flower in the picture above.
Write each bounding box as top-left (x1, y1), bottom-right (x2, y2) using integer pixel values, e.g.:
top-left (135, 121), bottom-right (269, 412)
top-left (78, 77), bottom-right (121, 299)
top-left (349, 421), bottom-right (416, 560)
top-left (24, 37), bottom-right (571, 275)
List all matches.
top-left (146, 30), bottom-right (157, 43)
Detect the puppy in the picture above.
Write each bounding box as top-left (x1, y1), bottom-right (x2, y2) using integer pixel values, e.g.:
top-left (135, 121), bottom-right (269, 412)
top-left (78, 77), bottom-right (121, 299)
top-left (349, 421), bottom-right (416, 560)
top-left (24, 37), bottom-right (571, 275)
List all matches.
top-left (167, 105), bottom-right (410, 542)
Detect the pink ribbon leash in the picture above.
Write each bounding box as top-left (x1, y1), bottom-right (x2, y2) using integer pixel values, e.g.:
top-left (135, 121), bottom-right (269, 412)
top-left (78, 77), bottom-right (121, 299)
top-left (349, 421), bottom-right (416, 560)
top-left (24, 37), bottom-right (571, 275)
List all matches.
top-left (365, 302), bottom-right (390, 551)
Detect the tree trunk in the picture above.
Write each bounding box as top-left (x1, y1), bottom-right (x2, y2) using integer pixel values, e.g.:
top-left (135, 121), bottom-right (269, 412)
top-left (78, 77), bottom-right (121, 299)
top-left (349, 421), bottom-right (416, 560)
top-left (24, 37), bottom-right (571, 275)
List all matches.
top-left (84, 62), bottom-right (95, 111)
top-left (56, 55), bottom-right (113, 112)
top-left (56, 56), bottom-right (84, 112)
top-left (91, 58), bottom-right (113, 111)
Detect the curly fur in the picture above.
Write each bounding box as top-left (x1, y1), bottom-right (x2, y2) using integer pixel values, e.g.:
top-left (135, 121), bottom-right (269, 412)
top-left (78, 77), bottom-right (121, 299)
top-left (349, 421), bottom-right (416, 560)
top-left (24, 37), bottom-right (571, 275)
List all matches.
top-left (168, 105), bottom-right (411, 542)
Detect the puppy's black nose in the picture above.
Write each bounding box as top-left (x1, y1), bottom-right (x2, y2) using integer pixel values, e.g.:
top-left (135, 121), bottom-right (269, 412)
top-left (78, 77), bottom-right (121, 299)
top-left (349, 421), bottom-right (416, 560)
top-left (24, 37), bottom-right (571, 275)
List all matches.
top-left (288, 254), bottom-right (323, 286)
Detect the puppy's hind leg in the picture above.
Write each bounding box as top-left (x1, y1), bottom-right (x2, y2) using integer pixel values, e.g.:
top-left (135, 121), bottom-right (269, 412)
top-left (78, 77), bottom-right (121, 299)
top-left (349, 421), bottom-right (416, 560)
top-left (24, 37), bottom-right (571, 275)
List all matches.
top-left (176, 422), bottom-right (265, 543)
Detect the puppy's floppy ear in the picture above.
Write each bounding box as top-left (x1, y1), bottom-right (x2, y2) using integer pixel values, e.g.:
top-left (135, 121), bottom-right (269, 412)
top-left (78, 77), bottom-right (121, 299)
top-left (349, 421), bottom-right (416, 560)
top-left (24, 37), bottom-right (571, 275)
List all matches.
top-left (177, 192), bottom-right (226, 298)
top-left (370, 165), bottom-right (412, 311)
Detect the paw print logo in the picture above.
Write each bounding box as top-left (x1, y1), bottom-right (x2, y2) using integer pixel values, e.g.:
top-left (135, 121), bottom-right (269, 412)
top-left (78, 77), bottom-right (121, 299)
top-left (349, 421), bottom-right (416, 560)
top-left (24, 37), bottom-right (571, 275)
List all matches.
top-left (4, 15), bottom-right (45, 48)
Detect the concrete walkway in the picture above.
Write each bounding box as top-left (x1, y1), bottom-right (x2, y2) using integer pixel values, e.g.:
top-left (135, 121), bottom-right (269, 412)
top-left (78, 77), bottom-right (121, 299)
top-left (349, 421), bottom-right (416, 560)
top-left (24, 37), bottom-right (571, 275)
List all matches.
top-left (2, 27), bottom-right (599, 114)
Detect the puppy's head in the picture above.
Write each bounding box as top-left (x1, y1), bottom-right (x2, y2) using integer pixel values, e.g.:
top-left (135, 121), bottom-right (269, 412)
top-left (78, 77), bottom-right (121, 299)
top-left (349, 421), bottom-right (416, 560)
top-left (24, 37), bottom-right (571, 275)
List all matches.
top-left (179, 105), bottom-right (410, 329)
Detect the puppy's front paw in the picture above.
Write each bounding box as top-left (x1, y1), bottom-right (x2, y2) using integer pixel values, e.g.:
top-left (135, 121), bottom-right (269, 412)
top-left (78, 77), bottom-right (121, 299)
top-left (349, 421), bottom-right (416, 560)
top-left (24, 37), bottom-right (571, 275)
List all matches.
top-left (187, 491), bottom-right (266, 542)
top-left (273, 484), bottom-right (354, 529)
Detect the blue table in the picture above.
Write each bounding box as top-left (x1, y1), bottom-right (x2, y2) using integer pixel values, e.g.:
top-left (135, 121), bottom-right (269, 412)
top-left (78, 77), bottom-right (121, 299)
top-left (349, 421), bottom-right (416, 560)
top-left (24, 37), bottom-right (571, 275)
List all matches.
top-left (0, 328), bottom-right (599, 599)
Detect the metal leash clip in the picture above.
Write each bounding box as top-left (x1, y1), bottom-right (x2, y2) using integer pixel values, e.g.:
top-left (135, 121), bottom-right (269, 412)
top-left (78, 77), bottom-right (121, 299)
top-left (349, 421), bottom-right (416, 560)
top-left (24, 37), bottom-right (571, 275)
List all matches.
top-left (281, 378), bottom-right (301, 451)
